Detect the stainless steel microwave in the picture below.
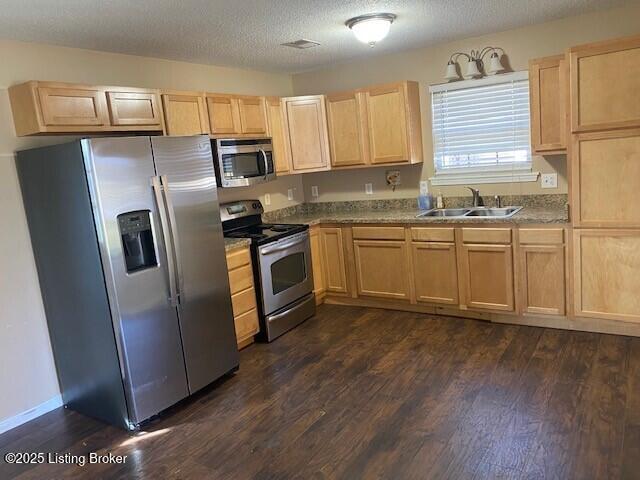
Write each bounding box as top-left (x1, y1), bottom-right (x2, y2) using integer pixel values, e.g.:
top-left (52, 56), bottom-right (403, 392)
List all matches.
top-left (212, 138), bottom-right (275, 188)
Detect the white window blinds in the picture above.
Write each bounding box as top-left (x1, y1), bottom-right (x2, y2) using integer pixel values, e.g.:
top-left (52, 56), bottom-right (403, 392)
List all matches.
top-left (429, 72), bottom-right (533, 184)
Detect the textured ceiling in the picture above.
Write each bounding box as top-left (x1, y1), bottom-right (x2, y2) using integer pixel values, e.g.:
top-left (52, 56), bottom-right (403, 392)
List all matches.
top-left (0, 0), bottom-right (634, 73)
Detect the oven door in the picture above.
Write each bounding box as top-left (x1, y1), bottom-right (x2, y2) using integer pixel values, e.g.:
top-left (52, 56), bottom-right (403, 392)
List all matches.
top-left (257, 231), bottom-right (313, 315)
top-left (217, 145), bottom-right (275, 187)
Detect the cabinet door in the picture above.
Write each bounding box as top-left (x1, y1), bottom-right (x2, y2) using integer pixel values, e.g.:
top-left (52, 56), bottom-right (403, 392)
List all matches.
top-left (519, 245), bottom-right (565, 315)
top-left (162, 93), bottom-right (209, 135)
top-left (365, 83), bottom-right (409, 164)
top-left (206, 95), bottom-right (241, 135)
top-left (321, 227), bottom-right (348, 294)
top-left (529, 55), bottom-right (567, 153)
top-left (570, 34), bottom-right (640, 132)
top-left (353, 240), bottom-right (410, 300)
top-left (37, 86), bottom-right (109, 127)
top-left (309, 227), bottom-right (326, 303)
top-left (237, 96), bottom-right (267, 134)
top-left (461, 244), bottom-right (514, 312)
top-left (412, 242), bottom-right (458, 305)
top-left (265, 97), bottom-right (291, 174)
top-left (106, 91), bottom-right (163, 127)
top-left (573, 229), bottom-right (640, 323)
top-left (571, 129), bottom-right (640, 228)
top-left (283, 96), bottom-right (330, 172)
top-left (326, 91), bottom-right (369, 167)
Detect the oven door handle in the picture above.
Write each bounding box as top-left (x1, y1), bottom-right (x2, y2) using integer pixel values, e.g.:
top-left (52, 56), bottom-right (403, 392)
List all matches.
top-left (260, 149), bottom-right (268, 180)
top-left (260, 234), bottom-right (307, 255)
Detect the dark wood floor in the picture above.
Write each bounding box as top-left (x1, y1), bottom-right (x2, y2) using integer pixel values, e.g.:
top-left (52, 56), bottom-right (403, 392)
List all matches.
top-left (2, 304), bottom-right (640, 479)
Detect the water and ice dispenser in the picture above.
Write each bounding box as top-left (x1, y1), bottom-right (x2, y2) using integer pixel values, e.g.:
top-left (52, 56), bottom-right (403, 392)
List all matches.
top-left (118, 211), bottom-right (157, 273)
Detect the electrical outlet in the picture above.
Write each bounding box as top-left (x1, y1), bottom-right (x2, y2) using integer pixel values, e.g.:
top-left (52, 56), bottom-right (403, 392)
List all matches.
top-left (264, 193), bottom-right (271, 206)
top-left (311, 185), bottom-right (319, 198)
top-left (287, 188), bottom-right (294, 201)
top-left (419, 180), bottom-right (429, 195)
top-left (541, 173), bottom-right (558, 189)
top-left (365, 183), bottom-right (373, 195)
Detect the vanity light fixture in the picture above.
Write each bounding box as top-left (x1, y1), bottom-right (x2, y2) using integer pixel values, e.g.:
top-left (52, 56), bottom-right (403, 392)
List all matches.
top-left (346, 13), bottom-right (397, 46)
top-left (444, 47), bottom-right (505, 81)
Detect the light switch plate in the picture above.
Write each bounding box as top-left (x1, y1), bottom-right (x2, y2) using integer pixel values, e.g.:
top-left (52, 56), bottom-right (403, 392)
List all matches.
top-left (287, 188), bottom-right (294, 201)
top-left (264, 193), bottom-right (271, 205)
top-left (541, 173), bottom-right (558, 189)
top-left (365, 183), bottom-right (373, 195)
top-left (311, 185), bottom-right (319, 198)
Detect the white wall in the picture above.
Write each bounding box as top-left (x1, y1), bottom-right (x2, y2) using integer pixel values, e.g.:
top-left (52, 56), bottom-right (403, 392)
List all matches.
top-left (291, 3), bottom-right (640, 202)
top-left (0, 39), bottom-right (298, 426)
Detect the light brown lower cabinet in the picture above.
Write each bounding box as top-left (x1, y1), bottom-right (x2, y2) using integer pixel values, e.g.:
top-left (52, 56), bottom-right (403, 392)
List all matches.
top-left (309, 226), bottom-right (326, 304)
top-left (412, 242), bottom-right (458, 305)
top-left (573, 229), bottom-right (640, 323)
top-left (519, 244), bottom-right (566, 315)
top-left (320, 227), bottom-right (349, 294)
top-left (460, 243), bottom-right (515, 312)
top-left (353, 240), bottom-right (411, 300)
top-left (226, 247), bottom-right (260, 348)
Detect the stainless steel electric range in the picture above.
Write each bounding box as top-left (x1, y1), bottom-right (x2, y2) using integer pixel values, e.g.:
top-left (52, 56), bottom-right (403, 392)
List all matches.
top-left (220, 200), bottom-right (315, 341)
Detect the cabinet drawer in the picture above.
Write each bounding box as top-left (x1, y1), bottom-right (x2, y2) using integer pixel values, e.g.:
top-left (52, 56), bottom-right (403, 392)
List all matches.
top-left (234, 308), bottom-right (259, 341)
top-left (226, 248), bottom-right (251, 270)
top-left (352, 226), bottom-right (405, 241)
top-left (411, 227), bottom-right (455, 243)
top-left (519, 228), bottom-right (564, 245)
top-left (462, 228), bottom-right (511, 244)
top-left (231, 287), bottom-right (257, 317)
top-left (228, 264), bottom-right (254, 295)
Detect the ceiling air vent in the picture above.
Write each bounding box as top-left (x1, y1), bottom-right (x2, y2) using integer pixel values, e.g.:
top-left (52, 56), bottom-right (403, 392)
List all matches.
top-left (281, 39), bottom-right (321, 49)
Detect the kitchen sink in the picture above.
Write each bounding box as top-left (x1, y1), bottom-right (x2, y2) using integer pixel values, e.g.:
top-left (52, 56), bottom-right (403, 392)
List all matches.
top-left (417, 208), bottom-right (470, 217)
top-left (464, 207), bottom-right (523, 217)
top-left (416, 206), bottom-right (523, 219)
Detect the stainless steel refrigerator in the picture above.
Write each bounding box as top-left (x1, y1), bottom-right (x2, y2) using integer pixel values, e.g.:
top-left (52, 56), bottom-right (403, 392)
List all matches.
top-left (16, 135), bottom-right (239, 430)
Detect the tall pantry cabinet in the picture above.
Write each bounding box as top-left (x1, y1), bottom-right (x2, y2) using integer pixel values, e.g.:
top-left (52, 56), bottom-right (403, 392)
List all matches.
top-left (569, 34), bottom-right (640, 323)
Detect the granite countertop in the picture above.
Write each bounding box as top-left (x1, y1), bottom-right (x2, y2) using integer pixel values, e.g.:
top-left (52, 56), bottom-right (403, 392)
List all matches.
top-left (224, 237), bottom-right (251, 252)
top-left (274, 206), bottom-right (569, 226)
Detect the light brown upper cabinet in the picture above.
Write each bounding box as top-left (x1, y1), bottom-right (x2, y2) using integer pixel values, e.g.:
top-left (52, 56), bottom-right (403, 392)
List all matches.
top-left (573, 229), bottom-right (640, 323)
top-left (529, 55), bottom-right (567, 154)
top-left (161, 91), bottom-right (209, 136)
top-left (106, 89), bottom-right (163, 128)
top-left (206, 94), bottom-right (267, 137)
top-left (8, 81), bottom-right (164, 136)
top-left (364, 81), bottom-right (423, 165)
top-left (459, 228), bottom-right (514, 312)
top-left (518, 228), bottom-right (566, 316)
top-left (570, 34), bottom-right (640, 132)
top-left (282, 95), bottom-right (331, 173)
top-left (320, 227), bottom-right (349, 295)
top-left (571, 128), bottom-right (640, 228)
top-left (326, 90), bottom-right (369, 168)
top-left (265, 97), bottom-right (291, 174)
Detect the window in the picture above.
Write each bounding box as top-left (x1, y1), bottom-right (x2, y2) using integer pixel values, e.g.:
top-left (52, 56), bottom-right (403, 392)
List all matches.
top-left (429, 71), bottom-right (538, 185)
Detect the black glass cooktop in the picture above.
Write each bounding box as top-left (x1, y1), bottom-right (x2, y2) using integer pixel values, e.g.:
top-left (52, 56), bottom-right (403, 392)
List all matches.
top-left (224, 223), bottom-right (308, 245)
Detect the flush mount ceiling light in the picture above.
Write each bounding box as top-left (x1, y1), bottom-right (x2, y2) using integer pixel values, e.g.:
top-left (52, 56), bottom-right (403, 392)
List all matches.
top-left (346, 13), bottom-right (396, 47)
top-left (444, 47), bottom-right (506, 81)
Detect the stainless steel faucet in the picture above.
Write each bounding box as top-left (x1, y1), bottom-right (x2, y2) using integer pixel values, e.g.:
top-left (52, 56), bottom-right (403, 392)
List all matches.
top-left (467, 187), bottom-right (484, 207)
top-left (494, 195), bottom-right (502, 208)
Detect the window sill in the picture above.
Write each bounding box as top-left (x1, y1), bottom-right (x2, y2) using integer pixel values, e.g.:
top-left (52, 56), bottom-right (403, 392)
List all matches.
top-left (429, 171), bottom-right (540, 186)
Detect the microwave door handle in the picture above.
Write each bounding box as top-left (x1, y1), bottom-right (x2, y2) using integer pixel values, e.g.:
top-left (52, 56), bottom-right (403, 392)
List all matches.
top-left (160, 175), bottom-right (183, 302)
top-left (260, 149), bottom-right (268, 180)
top-left (260, 235), bottom-right (308, 255)
top-left (151, 176), bottom-right (179, 307)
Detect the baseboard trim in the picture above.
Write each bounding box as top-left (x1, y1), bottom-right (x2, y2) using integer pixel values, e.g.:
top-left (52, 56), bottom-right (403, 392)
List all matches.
top-left (0, 395), bottom-right (63, 435)
top-left (323, 295), bottom-right (640, 337)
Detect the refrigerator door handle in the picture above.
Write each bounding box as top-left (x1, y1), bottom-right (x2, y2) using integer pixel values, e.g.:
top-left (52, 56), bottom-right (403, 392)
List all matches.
top-left (160, 175), bottom-right (184, 300)
top-left (151, 175), bottom-right (179, 306)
